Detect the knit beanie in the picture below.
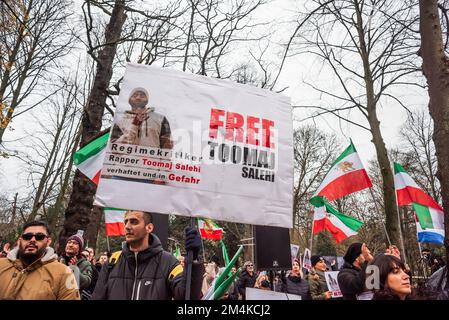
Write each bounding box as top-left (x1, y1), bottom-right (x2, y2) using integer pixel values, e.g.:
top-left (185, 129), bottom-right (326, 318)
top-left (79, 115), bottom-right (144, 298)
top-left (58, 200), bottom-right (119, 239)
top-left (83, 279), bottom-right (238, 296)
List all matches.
top-left (311, 255), bottom-right (324, 267)
top-left (67, 233), bottom-right (84, 249)
top-left (343, 242), bottom-right (363, 264)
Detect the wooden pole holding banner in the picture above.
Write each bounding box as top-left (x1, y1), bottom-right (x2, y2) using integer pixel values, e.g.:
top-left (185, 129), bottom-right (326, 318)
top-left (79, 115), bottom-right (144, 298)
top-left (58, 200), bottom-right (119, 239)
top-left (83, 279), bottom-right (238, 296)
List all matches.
top-left (184, 217), bottom-right (196, 300)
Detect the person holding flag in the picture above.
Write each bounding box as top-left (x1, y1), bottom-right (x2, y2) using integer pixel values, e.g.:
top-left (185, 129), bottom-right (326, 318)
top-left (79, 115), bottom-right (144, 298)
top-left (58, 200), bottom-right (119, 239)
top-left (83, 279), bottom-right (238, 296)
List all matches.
top-left (337, 242), bottom-right (374, 300)
top-left (309, 141), bottom-right (371, 244)
top-left (92, 210), bottom-right (204, 300)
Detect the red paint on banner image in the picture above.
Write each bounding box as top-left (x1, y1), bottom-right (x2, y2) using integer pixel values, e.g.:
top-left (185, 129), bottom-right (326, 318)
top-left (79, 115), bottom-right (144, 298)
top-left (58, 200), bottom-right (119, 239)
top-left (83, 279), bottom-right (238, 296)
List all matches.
top-left (208, 108), bottom-right (275, 149)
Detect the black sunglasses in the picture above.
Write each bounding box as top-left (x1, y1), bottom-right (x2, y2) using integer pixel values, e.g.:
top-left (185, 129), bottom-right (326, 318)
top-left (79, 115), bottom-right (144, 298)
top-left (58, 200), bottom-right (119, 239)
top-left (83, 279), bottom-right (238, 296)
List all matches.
top-left (22, 233), bottom-right (48, 241)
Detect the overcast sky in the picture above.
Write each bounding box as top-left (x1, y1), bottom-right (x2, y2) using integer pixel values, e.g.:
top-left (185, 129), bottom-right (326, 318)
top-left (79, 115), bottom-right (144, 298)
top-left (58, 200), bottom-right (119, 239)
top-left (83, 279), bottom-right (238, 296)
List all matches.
top-left (0, 0), bottom-right (429, 197)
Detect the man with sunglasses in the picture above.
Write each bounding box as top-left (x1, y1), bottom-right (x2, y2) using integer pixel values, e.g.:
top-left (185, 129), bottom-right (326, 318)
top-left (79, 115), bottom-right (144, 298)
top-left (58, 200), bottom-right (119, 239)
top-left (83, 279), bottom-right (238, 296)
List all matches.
top-left (236, 261), bottom-right (258, 300)
top-left (0, 220), bottom-right (80, 300)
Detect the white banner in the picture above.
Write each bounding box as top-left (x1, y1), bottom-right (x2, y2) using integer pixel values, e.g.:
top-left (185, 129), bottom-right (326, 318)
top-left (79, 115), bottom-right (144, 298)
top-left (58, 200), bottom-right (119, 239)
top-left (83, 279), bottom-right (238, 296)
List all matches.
top-left (94, 64), bottom-right (293, 228)
top-left (325, 271), bottom-right (343, 298)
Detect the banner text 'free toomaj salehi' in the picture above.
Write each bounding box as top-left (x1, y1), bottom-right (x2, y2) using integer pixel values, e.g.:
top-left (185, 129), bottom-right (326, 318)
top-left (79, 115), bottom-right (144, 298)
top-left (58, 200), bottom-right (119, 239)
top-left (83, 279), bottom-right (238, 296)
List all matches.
top-left (94, 63), bottom-right (293, 228)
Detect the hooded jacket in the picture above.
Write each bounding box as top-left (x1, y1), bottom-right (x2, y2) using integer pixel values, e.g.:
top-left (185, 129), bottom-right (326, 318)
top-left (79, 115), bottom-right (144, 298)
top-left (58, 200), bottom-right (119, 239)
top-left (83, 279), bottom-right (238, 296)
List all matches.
top-left (282, 273), bottom-right (311, 300)
top-left (0, 247), bottom-right (80, 300)
top-left (337, 261), bottom-right (367, 300)
top-left (236, 269), bottom-right (258, 300)
top-left (92, 234), bottom-right (204, 300)
top-left (309, 270), bottom-right (330, 300)
top-left (59, 254), bottom-right (93, 291)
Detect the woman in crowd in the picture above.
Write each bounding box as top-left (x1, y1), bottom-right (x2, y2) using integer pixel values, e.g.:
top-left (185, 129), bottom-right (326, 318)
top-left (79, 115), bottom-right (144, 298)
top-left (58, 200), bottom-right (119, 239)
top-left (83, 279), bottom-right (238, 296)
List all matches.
top-left (370, 254), bottom-right (412, 300)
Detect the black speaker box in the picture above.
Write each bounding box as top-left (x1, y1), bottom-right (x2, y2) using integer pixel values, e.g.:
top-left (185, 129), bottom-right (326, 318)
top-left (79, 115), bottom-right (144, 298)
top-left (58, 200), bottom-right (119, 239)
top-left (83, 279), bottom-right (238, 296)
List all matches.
top-left (151, 212), bottom-right (169, 250)
top-left (254, 225), bottom-right (291, 270)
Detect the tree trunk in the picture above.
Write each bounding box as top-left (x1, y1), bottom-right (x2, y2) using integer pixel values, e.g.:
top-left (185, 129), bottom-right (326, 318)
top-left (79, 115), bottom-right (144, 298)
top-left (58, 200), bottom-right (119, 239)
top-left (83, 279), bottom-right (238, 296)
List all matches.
top-left (419, 0), bottom-right (449, 266)
top-left (354, 0), bottom-right (400, 248)
top-left (58, 0), bottom-right (127, 252)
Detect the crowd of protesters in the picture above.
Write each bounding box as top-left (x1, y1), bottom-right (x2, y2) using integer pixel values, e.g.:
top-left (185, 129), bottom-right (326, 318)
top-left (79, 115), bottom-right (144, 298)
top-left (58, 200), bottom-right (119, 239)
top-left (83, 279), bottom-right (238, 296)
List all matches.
top-left (0, 216), bottom-right (447, 300)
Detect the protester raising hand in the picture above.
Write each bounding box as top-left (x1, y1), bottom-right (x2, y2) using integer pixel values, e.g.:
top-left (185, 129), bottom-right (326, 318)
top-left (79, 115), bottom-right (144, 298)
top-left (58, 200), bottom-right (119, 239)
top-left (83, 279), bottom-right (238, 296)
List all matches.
top-left (385, 245), bottom-right (401, 258)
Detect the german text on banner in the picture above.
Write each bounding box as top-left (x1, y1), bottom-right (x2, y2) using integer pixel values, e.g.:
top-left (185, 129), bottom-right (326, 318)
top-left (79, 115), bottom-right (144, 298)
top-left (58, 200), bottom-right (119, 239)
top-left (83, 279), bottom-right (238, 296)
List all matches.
top-left (94, 63), bottom-right (293, 228)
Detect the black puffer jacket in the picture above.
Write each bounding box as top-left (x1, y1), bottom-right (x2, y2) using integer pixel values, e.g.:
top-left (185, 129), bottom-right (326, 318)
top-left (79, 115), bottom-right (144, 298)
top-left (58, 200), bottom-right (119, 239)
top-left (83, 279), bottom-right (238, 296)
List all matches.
top-left (337, 262), bottom-right (367, 300)
top-left (92, 234), bottom-right (204, 300)
top-left (236, 270), bottom-right (257, 300)
top-left (282, 274), bottom-right (311, 300)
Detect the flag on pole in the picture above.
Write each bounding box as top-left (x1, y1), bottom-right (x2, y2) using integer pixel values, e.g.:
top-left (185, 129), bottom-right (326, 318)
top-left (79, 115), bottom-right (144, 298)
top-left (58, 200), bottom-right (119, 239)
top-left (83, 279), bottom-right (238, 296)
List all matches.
top-left (198, 218), bottom-right (223, 240)
top-left (203, 245), bottom-right (243, 300)
top-left (394, 162), bottom-right (443, 210)
top-left (312, 197), bottom-right (364, 244)
top-left (221, 240), bottom-right (230, 266)
top-left (104, 207), bottom-right (126, 236)
top-left (73, 131), bottom-right (109, 185)
top-left (310, 141), bottom-right (372, 205)
top-left (174, 243), bottom-right (181, 259)
top-left (414, 213), bottom-right (444, 245)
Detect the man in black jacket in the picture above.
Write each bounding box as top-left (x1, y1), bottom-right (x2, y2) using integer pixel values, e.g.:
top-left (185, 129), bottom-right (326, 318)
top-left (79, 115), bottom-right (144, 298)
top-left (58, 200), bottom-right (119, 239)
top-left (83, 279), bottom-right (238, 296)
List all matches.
top-left (337, 242), bottom-right (373, 300)
top-left (237, 261), bottom-right (258, 300)
top-left (92, 211), bottom-right (204, 300)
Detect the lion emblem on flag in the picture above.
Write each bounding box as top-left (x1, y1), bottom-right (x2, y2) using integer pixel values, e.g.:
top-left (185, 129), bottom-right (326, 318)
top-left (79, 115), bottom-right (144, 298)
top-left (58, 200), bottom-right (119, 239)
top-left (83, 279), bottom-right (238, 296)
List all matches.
top-left (203, 219), bottom-right (214, 235)
top-left (337, 161), bottom-right (355, 173)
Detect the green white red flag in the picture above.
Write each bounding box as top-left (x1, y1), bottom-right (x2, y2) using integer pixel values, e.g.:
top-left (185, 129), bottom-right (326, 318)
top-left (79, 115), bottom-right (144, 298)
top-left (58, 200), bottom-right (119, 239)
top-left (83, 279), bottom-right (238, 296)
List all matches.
top-left (104, 207), bottom-right (126, 236)
top-left (312, 197), bottom-right (364, 244)
top-left (310, 141), bottom-right (372, 205)
top-left (198, 218), bottom-right (223, 240)
top-left (73, 132), bottom-right (109, 185)
top-left (394, 162), bottom-right (443, 210)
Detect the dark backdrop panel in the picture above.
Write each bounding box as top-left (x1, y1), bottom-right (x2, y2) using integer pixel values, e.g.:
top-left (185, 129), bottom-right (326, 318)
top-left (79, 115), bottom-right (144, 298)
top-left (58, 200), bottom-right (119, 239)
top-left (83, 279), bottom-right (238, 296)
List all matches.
top-left (254, 225), bottom-right (291, 270)
top-left (152, 212), bottom-right (169, 251)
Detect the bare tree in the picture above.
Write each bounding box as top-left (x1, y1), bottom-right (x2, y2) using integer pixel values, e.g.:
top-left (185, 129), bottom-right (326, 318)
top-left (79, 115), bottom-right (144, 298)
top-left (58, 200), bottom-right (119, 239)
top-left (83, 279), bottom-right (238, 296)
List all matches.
top-left (184, 0), bottom-right (268, 77)
top-left (400, 110), bottom-right (440, 202)
top-left (60, 0), bottom-right (127, 251)
top-left (291, 125), bottom-right (340, 249)
top-left (291, 0), bottom-right (421, 248)
top-left (0, 0), bottom-right (74, 144)
top-left (419, 0), bottom-right (449, 264)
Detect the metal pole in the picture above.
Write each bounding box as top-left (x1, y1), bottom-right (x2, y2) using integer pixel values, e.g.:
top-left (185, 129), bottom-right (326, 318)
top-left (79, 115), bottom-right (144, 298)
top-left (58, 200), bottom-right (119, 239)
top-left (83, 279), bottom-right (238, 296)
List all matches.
top-left (184, 217), bottom-right (196, 300)
top-left (396, 199), bottom-right (408, 266)
top-left (106, 236), bottom-right (110, 253)
top-left (368, 187), bottom-right (391, 246)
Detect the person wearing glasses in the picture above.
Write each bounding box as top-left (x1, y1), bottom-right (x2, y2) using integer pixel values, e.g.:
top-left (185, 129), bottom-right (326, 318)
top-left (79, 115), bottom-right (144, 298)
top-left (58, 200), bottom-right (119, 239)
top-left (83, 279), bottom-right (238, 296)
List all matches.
top-left (0, 220), bottom-right (80, 300)
top-left (236, 261), bottom-right (258, 300)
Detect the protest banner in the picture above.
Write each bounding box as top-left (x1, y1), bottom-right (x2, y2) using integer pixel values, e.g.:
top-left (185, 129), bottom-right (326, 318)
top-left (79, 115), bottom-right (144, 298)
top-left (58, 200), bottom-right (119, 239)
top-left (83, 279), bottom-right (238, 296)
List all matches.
top-left (246, 287), bottom-right (301, 300)
top-left (325, 271), bottom-right (343, 298)
top-left (94, 63), bottom-right (293, 228)
top-left (302, 248), bottom-right (312, 270)
top-left (290, 244), bottom-right (300, 261)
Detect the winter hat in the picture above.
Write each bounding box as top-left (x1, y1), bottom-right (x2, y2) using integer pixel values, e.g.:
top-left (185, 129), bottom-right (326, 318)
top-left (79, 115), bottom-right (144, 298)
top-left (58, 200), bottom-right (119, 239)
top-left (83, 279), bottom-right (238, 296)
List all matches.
top-left (67, 233), bottom-right (84, 249)
top-left (343, 242), bottom-right (363, 264)
top-left (311, 255), bottom-right (325, 267)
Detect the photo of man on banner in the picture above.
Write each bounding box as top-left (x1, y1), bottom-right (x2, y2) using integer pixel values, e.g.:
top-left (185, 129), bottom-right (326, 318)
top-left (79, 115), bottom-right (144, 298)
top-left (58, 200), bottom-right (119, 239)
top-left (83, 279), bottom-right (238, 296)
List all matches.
top-left (111, 87), bottom-right (173, 149)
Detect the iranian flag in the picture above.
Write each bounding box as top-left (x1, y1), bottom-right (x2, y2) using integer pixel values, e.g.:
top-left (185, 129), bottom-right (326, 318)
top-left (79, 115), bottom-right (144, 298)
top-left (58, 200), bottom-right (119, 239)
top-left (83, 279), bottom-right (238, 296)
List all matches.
top-left (198, 218), bottom-right (223, 240)
top-left (413, 203), bottom-right (444, 245)
top-left (203, 245), bottom-right (243, 300)
top-left (311, 141), bottom-right (372, 205)
top-left (104, 207), bottom-right (126, 236)
top-left (394, 162), bottom-right (443, 210)
top-left (312, 197), bottom-right (364, 244)
top-left (73, 131), bottom-right (109, 185)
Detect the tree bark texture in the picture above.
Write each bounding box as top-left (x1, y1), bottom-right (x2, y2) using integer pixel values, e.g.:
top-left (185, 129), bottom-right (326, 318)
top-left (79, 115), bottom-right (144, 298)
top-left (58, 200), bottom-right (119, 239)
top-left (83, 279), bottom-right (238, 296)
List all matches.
top-left (59, 0), bottom-right (127, 252)
top-left (419, 0), bottom-right (449, 265)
